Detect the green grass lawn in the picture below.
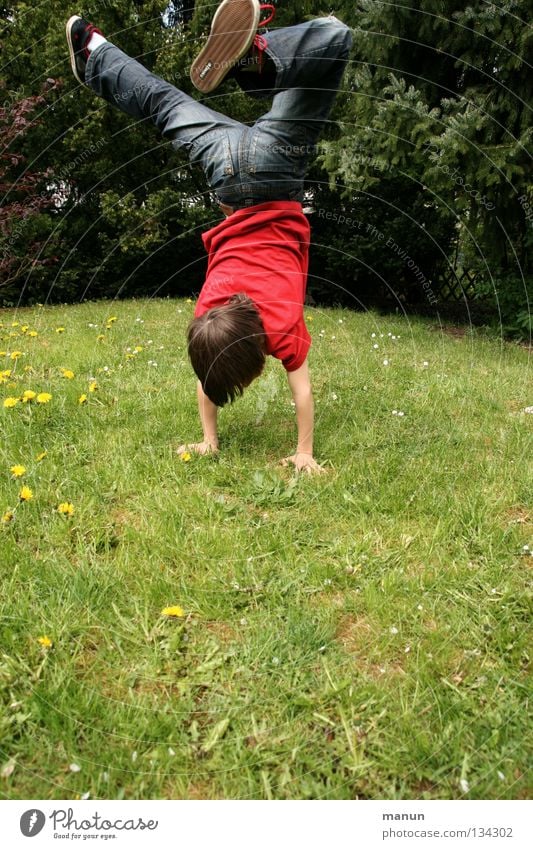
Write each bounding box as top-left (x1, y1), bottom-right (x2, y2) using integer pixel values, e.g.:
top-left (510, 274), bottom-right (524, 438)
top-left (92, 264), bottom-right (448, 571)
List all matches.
top-left (0, 298), bottom-right (531, 800)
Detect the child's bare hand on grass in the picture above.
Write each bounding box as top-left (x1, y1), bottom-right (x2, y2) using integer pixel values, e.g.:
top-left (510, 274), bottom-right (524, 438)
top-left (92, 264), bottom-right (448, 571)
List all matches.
top-left (280, 452), bottom-right (326, 474)
top-left (177, 441), bottom-right (218, 456)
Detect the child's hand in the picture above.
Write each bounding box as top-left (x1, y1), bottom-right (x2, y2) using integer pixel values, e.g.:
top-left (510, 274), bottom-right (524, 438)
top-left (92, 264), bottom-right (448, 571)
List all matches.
top-left (280, 453), bottom-right (326, 475)
top-left (177, 441), bottom-right (218, 456)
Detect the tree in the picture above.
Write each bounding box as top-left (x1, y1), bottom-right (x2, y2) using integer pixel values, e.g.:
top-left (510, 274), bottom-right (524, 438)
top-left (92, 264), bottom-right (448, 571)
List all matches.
top-left (316, 0), bottom-right (532, 331)
top-left (0, 85), bottom-right (60, 303)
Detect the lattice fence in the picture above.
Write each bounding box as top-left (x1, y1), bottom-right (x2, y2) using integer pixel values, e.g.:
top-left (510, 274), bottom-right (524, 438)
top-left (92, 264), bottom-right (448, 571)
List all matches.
top-left (432, 267), bottom-right (479, 302)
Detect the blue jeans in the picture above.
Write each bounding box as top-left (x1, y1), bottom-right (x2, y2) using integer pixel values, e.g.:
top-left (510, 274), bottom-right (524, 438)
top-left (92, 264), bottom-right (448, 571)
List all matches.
top-left (85, 17), bottom-right (352, 209)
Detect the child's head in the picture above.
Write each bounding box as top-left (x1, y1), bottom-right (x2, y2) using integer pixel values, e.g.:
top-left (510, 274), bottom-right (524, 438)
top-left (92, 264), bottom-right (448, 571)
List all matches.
top-left (187, 293), bottom-right (266, 407)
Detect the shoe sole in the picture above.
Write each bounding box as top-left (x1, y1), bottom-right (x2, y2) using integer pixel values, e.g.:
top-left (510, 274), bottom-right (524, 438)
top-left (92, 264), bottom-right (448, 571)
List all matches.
top-left (190, 0), bottom-right (261, 93)
top-left (66, 15), bottom-right (84, 85)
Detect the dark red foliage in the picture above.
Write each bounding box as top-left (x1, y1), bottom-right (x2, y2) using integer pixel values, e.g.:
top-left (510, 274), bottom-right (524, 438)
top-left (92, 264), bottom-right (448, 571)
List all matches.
top-left (0, 80), bottom-right (61, 285)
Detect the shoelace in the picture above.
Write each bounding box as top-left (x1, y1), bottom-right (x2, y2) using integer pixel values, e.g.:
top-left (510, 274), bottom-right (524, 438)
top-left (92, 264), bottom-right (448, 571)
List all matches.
top-left (81, 23), bottom-right (104, 59)
top-left (259, 3), bottom-right (276, 27)
top-left (253, 32), bottom-right (268, 71)
top-left (254, 4), bottom-right (276, 73)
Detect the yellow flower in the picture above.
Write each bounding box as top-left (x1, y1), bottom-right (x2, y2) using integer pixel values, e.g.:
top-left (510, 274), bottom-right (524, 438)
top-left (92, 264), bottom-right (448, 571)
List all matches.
top-left (36, 392), bottom-right (52, 404)
top-left (57, 502), bottom-right (75, 516)
top-left (23, 365), bottom-right (33, 373)
top-left (22, 389), bottom-right (37, 403)
top-left (21, 325), bottom-right (29, 333)
top-left (134, 346), bottom-right (143, 353)
top-left (97, 334), bottom-right (105, 341)
top-left (10, 351), bottom-right (22, 360)
top-left (161, 605), bottom-right (185, 618)
top-left (36, 450), bottom-right (47, 462)
top-left (1, 511), bottom-right (14, 524)
top-left (78, 393), bottom-right (87, 405)
top-left (186, 298), bottom-right (193, 304)
top-left (3, 397), bottom-right (19, 408)
top-left (125, 353), bottom-right (135, 360)
top-left (19, 485), bottom-right (33, 502)
top-left (27, 330), bottom-right (38, 338)
top-left (11, 322), bottom-right (19, 328)
top-left (37, 636), bottom-right (53, 648)
top-left (10, 465), bottom-right (26, 478)
top-left (107, 316), bottom-right (117, 323)
top-left (180, 452), bottom-right (191, 462)
top-left (56, 327), bottom-right (65, 333)
top-left (60, 368), bottom-right (75, 380)
top-left (1, 369), bottom-right (11, 378)
top-left (88, 381), bottom-right (97, 393)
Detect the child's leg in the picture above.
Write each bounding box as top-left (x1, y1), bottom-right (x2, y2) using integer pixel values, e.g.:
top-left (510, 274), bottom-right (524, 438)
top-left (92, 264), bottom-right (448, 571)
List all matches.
top-left (226, 17), bottom-right (352, 205)
top-left (252, 17), bottom-right (353, 147)
top-left (85, 41), bottom-right (245, 190)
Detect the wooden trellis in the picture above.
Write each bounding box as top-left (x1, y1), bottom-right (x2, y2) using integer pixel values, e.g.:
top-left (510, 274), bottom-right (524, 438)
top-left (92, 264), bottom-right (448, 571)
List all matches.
top-left (432, 267), bottom-right (479, 302)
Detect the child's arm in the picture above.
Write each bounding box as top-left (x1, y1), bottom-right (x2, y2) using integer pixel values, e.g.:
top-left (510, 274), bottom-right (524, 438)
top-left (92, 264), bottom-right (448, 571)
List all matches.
top-left (281, 359), bottom-right (326, 474)
top-left (177, 380), bottom-right (219, 456)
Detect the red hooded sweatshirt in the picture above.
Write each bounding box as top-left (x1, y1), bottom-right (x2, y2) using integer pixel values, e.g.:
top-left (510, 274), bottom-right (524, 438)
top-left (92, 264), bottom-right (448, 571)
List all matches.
top-left (195, 201), bottom-right (312, 371)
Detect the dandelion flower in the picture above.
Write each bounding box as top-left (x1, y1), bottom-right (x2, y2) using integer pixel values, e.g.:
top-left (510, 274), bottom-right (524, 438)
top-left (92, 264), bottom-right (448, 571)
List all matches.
top-left (161, 605), bottom-right (185, 618)
top-left (180, 452), bottom-right (191, 462)
top-left (22, 389), bottom-right (37, 402)
top-left (134, 346), bottom-right (143, 353)
top-left (36, 392), bottom-right (52, 404)
top-left (10, 465), bottom-right (26, 478)
top-left (1, 511), bottom-right (14, 524)
top-left (88, 381), bottom-right (97, 393)
top-left (10, 351), bottom-right (22, 360)
top-left (107, 316), bottom-right (117, 324)
top-left (97, 334), bottom-right (105, 341)
top-left (57, 502), bottom-right (75, 516)
top-left (56, 327), bottom-right (65, 333)
top-left (37, 635), bottom-right (53, 649)
top-left (78, 394), bottom-right (88, 405)
top-left (60, 368), bottom-right (75, 380)
top-left (36, 450), bottom-right (47, 462)
top-left (19, 485), bottom-right (33, 502)
top-left (3, 397), bottom-right (19, 408)
top-left (21, 325), bottom-right (29, 333)
top-left (27, 330), bottom-right (38, 338)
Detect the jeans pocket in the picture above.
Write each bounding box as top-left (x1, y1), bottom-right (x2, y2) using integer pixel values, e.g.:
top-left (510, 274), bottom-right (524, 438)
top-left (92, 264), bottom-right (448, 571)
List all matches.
top-left (190, 129), bottom-right (235, 189)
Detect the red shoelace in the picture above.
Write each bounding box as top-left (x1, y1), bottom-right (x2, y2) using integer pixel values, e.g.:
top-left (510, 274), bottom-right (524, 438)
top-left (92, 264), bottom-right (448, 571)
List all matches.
top-left (254, 4), bottom-right (276, 72)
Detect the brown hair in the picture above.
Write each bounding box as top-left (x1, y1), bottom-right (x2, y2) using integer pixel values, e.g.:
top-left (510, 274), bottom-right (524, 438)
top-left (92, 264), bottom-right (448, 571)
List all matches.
top-left (187, 293), bottom-right (267, 407)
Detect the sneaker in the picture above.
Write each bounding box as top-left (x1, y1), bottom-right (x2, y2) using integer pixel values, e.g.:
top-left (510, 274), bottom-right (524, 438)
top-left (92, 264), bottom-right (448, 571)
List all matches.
top-left (66, 15), bottom-right (105, 84)
top-left (190, 0), bottom-right (275, 93)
